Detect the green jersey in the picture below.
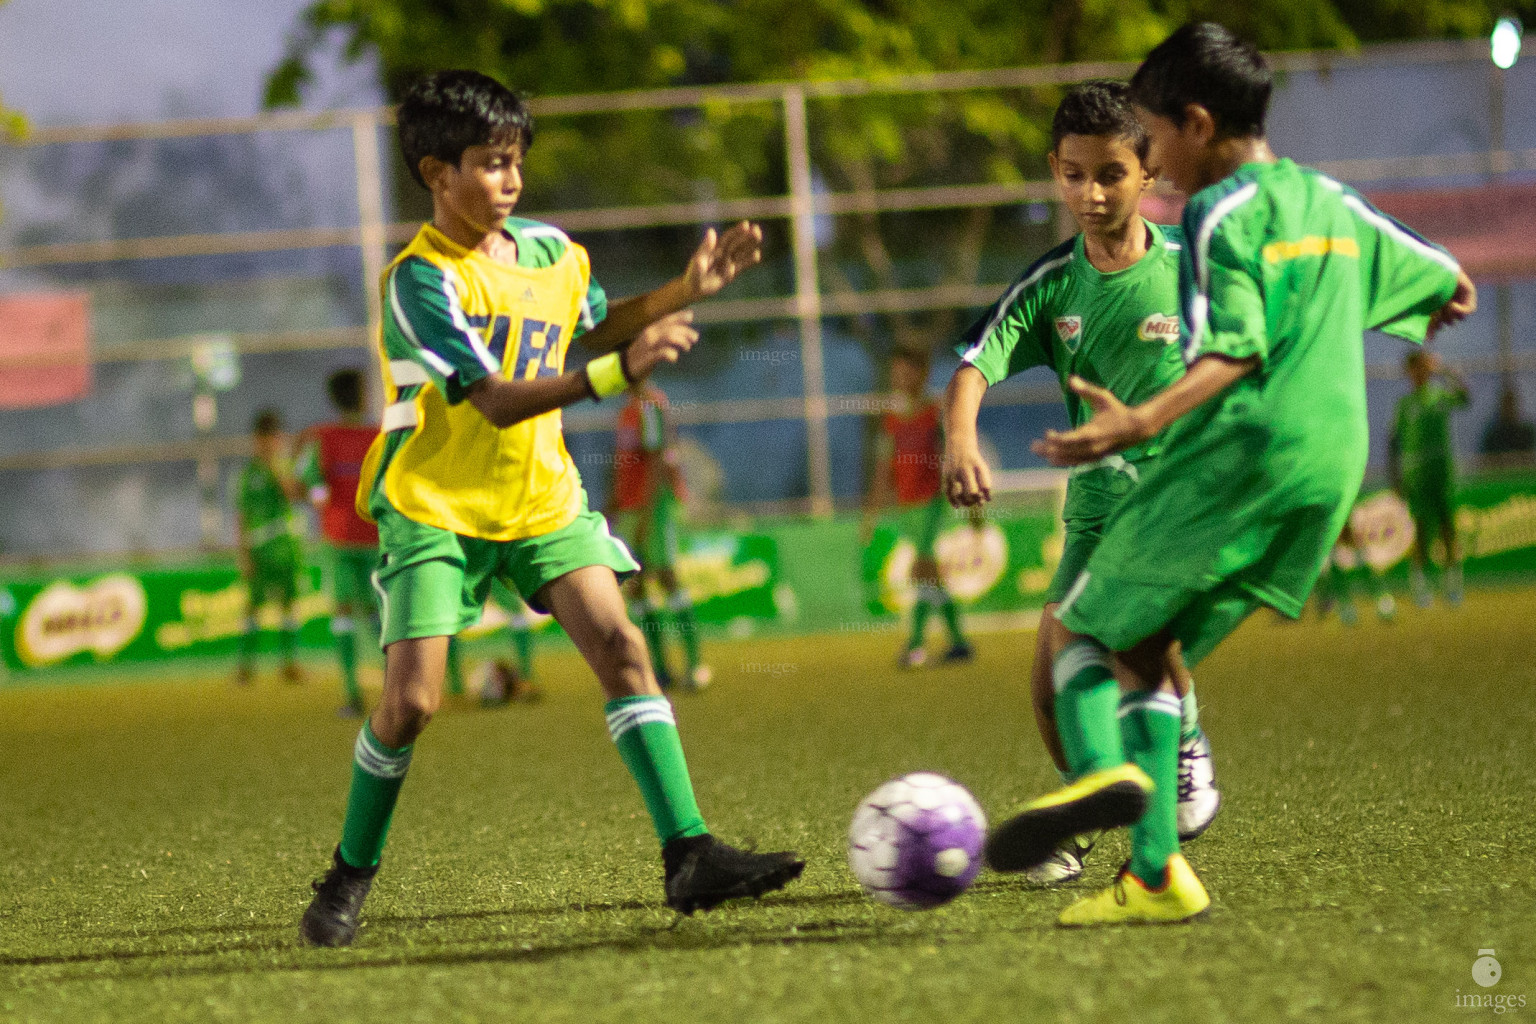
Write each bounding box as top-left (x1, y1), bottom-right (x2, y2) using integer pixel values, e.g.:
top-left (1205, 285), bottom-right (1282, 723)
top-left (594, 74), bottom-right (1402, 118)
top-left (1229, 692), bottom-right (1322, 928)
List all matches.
top-left (1392, 381), bottom-right (1468, 477)
top-left (958, 220), bottom-right (1186, 463)
top-left (235, 459), bottom-right (300, 552)
top-left (1083, 159), bottom-right (1461, 616)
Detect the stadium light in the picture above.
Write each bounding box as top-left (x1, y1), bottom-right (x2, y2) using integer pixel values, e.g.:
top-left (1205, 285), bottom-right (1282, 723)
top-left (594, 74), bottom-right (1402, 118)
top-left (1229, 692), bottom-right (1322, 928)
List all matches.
top-left (1492, 16), bottom-right (1522, 70)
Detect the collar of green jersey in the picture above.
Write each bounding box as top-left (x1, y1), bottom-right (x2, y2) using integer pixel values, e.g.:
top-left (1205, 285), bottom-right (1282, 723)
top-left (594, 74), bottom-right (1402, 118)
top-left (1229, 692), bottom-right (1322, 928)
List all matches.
top-left (1071, 218), bottom-right (1168, 283)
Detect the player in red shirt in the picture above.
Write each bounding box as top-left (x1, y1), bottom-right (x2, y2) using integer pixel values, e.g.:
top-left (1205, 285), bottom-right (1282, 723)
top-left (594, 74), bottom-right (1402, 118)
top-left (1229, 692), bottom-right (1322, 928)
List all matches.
top-left (612, 383), bottom-right (709, 691)
top-left (863, 349), bottom-right (973, 669)
top-left (297, 370), bottom-right (383, 717)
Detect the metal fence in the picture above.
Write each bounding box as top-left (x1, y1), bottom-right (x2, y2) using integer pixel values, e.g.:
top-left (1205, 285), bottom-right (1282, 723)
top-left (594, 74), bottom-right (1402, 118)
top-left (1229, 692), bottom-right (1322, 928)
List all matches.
top-left (1, 37), bottom-right (1533, 561)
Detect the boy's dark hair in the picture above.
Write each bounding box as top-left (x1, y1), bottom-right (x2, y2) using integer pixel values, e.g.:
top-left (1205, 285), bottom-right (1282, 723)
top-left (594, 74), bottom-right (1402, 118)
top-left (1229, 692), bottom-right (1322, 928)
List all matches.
top-left (326, 368), bottom-right (365, 414)
top-left (253, 408), bottom-right (283, 436)
top-left (397, 70), bottom-right (534, 188)
top-left (1051, 81), bottom-right (1150, 162)
top-left (1129, 22), bottom-right (1272, 139)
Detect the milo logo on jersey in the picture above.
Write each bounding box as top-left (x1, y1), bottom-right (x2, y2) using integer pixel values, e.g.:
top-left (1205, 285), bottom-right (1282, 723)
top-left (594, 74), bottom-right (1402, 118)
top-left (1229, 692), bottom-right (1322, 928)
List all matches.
top-left (1137, 314), bottom-right (1180, 343)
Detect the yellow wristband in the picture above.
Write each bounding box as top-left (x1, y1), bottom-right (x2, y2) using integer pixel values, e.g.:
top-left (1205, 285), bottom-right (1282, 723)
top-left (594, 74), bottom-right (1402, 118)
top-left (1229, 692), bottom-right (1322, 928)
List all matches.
top-left (585, 351), bottom-right (629, 399)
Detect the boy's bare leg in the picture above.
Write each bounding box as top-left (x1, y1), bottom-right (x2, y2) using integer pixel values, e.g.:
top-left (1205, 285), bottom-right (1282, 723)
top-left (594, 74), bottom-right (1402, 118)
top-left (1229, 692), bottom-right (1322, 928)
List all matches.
top-left (372, 635), bottom-right (448, 747)
top-left (537, 565), bottom-right (803, 913)
top-left (1031, 607), bottom-right (1071, 775)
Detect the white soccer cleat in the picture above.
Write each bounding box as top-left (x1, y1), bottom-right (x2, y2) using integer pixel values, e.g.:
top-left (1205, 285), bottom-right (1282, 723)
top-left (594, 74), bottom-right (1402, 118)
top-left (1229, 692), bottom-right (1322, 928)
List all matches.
top-left (1023, 834), bottom-right (1096, 886)
top-left (1176, 733), bottom-right (1221, 842)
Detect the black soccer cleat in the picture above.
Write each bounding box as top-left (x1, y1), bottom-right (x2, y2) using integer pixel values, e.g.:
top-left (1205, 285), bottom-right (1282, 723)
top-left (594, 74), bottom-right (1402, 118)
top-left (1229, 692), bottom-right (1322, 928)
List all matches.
top-left (662, 834), bottom-right (805, 915)
top-left (984, 764), bottom-right (1153, 873)
top-left (299, 847), bottom-right (378, 947)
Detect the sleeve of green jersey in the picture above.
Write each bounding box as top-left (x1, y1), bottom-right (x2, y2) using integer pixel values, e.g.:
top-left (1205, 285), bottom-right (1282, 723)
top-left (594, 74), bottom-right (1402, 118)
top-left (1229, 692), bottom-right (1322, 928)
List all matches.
top-left (1184, 216), bottom-right (1269, 366)
top-left (385, 256), bottom-right (500, 404)
top-left (1339, 188), bottom-right (1460, 343)
top-left (953, 264), bottom-right (1057, 385)
top-left (580, 275), bottom-right (607, 337)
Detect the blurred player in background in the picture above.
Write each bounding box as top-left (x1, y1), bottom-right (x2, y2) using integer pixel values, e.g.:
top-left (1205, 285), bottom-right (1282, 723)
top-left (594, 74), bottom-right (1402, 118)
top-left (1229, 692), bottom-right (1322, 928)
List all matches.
top-left (964, 23), bottom-right (1474, 925)
top-left (1316, 514), bottom-right (1396, 624)
top-left (299, 71), bottom-right (801, 948)
top-left (866, 348), bottom-right (973, 670)
top-left (944, 81), bottom-right (1219, 886)
top-left (297, 369), bottom-right (379, 717)
top-left (613, 383), bottom-right (710, 692)
top-left (234, 409), bottom-right (306, 686)
top-left (1390, 350), bottom-right (1469, 606)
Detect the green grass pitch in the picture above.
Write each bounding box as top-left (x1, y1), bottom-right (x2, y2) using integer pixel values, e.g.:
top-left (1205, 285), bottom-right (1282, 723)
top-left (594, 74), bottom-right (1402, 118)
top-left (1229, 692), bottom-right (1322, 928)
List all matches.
top-left (3, 589), bottom-right (1534, 1023)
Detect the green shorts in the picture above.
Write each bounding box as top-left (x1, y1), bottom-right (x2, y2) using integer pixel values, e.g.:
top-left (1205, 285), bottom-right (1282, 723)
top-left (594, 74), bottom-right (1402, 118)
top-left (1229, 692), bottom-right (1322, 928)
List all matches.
top-left (1057, 572), bottom-right (1264, 668)
top-left (246, 537), bottom-right (303, 607)
top-left (1045, 523), bottom-right (1103, 605)
top-left (1044, 461), bottom-right (1141, 605)
top-left (372, 491), bottom-right (639, 646)
top-left (327, 544), bottom-right (379, 610)
top-left (614, 490), bottom-right (681, 570)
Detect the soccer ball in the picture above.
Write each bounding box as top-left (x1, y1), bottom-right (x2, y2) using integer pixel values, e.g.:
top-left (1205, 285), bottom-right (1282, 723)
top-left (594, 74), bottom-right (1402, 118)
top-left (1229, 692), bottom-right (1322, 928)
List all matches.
top-left (847, 772), bottom-right (987, 909)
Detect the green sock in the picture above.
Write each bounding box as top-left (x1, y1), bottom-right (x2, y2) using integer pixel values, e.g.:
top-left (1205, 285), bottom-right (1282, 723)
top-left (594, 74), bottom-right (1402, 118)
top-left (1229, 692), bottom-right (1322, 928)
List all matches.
top-left (1119, 690), bottom-right (1182, 888)
top-left (508, 615), bottom-right (535, 679)
top-left (338, 721), bottom-right (414, 869)
top-left (1179, 679), bottom-right (1202, 743)
top-left (638, 601), bottom-right (670, 681)
top-left (605, 696), bottom-right (707, 843)
top-left (333, 615), bottom-right (361, 705)
top-left (939, 596), bottom-right (965, 646)
top-left (668, 593), bottom-right (700, 673)
top-left (1052, 640), bottom-right (1124, 778)
top-left (445, 637), bottom-right (465, 697)
top-left (908, 599), bottom-right (932, 651)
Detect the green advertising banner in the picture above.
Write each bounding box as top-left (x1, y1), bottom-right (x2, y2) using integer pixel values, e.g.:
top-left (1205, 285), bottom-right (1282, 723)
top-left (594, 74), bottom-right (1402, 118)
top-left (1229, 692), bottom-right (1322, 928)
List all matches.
top-left (0, 530), bottom-right (783, 679)
top-left (3, 469), bottom-right (1534, 681)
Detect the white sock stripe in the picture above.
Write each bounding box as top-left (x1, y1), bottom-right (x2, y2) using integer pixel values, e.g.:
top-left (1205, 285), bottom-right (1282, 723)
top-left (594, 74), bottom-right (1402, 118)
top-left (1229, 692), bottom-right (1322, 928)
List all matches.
top-left (605, 699), bottom-right (676, 739)
top-left (353, 729), bottom-right (413, 779)
top-left (1116, 693), bottom-right (1184, 719)
top-left (1053, 640), bottom-right (1111, 694)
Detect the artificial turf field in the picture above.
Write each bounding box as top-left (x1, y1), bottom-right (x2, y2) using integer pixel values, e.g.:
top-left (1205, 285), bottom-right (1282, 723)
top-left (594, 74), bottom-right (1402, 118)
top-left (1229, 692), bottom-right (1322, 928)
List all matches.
top-left (2, 589), bottom-right (1534, 1023)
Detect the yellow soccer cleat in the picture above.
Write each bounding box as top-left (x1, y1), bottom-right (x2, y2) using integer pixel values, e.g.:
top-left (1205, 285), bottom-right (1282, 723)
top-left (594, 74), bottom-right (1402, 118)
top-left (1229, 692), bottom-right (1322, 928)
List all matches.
top-left (1057, 853), bottom-right (1210, 927)
top-left (984, 763), bottom-right (1153, 873)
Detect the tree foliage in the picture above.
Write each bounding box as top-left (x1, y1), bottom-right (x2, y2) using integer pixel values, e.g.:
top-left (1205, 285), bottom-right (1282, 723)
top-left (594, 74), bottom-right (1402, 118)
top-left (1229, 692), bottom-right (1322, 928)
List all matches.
top-left (265, 0), bottom-right (1532, 362)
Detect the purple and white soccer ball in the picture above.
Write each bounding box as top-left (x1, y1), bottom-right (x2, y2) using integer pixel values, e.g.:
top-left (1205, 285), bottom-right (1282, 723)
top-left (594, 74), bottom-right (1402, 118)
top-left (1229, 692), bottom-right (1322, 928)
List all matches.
top-left (847, 771), bottom-right (987, 909)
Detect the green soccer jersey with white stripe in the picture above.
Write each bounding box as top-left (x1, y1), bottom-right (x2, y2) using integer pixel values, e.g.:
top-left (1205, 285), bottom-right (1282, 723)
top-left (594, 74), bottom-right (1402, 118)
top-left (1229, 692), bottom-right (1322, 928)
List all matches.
top-left (235, 458), bottom-right (299, 551)
top-left (1083, 159), bottom-right (1461, 614)
top-left (956, 219), bottom-right (1187, 467)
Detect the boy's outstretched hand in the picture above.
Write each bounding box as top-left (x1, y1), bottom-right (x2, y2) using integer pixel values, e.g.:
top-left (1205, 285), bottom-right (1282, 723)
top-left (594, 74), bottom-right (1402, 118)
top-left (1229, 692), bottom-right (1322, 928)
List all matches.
top-left (684, 221), bottom-right (763, 301)
top-left (1032, 376), bottom-right (1150, 467)
top-left (623, 311), bottom-right (699, 380)
top-left (1427, 269), bottom-right (1477, 341)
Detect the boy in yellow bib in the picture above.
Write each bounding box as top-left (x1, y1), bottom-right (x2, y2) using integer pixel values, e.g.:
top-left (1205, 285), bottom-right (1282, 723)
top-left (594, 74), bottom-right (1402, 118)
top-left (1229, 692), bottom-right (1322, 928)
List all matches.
top-left (300, 71), bottom-right (802, 947)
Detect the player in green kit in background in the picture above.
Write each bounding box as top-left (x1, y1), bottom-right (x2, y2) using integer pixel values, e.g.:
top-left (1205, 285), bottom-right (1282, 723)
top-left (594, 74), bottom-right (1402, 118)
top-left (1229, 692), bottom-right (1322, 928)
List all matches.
top-left (1390, 350), bottom-right (1469, 606)
top-left (959, 23), bottom-right (1475, 925)
top-left (613, 383), bottom-right (710, 692)
top-left (235, 409), bottom-right (306, 686)
top-left (944, 81), bottom-right (1218, 886)
top-left (865, 349), bottom-right (973, 670)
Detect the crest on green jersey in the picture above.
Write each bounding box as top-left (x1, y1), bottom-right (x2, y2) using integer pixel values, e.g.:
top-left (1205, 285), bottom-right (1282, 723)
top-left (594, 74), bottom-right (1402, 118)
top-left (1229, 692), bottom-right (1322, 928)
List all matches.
top-left (1137, 313), bottom-right (1180, 343)
top-left (1054, 316), bottom-right (1083, 351)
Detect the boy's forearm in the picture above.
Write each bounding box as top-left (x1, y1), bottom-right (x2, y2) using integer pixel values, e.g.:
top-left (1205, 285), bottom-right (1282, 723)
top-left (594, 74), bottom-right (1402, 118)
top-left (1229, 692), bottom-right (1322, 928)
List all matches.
top-left (579, 278), bottom-right (693, 353)
top-left (467, 370), bottom-right (598, 428)
top-left (944, 366), bottom-right (988, 450)
top-left (1131, 354), bottom-right (1258, 439)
